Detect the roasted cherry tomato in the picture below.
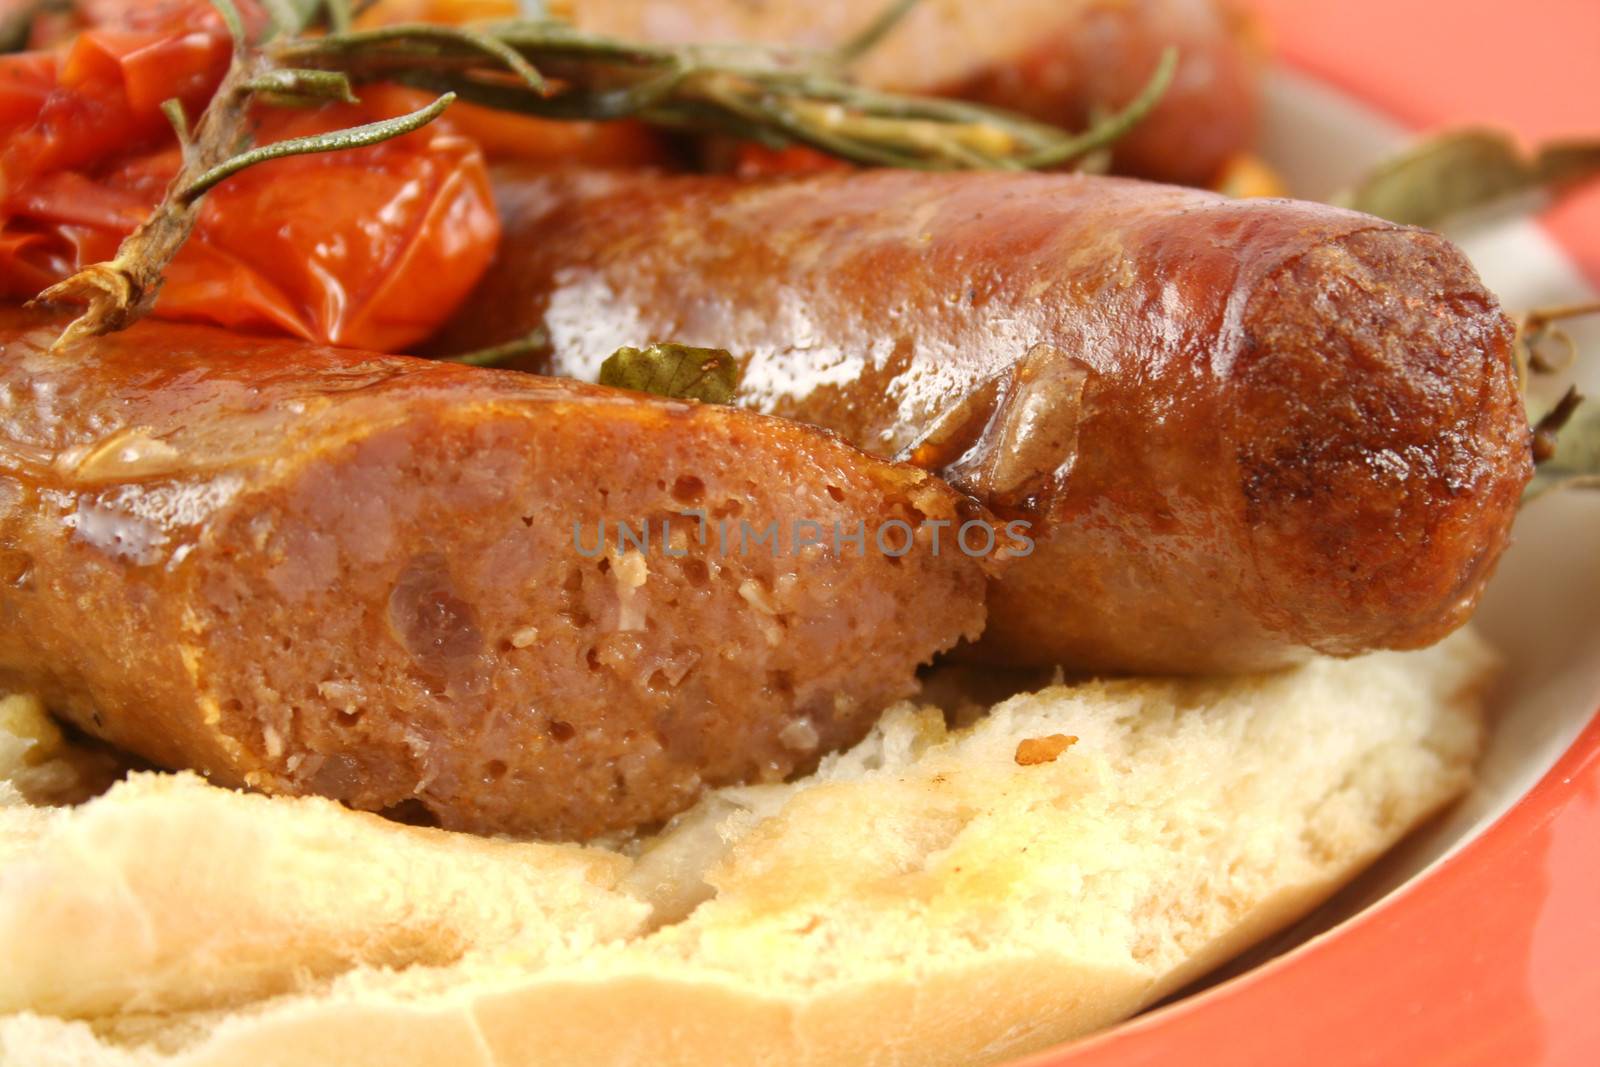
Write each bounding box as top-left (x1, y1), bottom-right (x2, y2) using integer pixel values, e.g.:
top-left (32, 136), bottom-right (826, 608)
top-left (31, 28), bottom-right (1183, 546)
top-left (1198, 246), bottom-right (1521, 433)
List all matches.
top-left (0, 0), bottom-right (499, 352)
top-left (445, 106), bottom-right (668, 167)
top-left (356, 0), bottom-right (520, 25)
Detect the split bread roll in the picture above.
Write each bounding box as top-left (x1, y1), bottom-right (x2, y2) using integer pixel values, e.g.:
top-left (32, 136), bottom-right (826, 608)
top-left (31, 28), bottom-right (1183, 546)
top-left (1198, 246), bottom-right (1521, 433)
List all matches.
top-left (0, 630), bottom-right (1493, 1067)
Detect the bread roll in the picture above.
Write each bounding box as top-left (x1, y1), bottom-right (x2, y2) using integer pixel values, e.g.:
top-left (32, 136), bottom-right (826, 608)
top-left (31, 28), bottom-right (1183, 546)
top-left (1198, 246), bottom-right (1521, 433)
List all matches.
top-left (0, 631), bottom-right (1493, 1067)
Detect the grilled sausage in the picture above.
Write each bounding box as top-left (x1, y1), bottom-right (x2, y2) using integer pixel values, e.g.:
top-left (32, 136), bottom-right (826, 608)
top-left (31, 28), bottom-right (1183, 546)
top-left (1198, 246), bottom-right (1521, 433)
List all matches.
top-left (567, 0), bottom-right (1260, 185)
top-left (434, 168), bottom-right (1533, 674)
top-left (0, 308), bottom-right (990, 839)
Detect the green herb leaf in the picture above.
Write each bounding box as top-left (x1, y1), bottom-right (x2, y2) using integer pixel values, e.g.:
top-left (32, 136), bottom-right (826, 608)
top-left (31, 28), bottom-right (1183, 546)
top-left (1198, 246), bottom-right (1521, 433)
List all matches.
top-left (259, 0), bottom-right (342, 40)
top-left (241, 68), bottom-right (360, 104)
top-left (1337, 128), bottom-right (1600, 228)
top-left (326, 0), bottom-right (356, 33)
top-left (210, 0), bottom-right (248, 48)
top-left (277, 16), bottom-right (1164, 172)
top-left (179, 92), bottom-right (455, 203)
top-left (599, 345), bottom-right (741, 404)
top-left (834, 0), bottom-right (924, 67)
top-left (1021, 48), bottom-right (1176, 169)
top-left (160, 99), bottom-right (194, 150)
top-left (276, 23), bottom-right (547, 95)
top-left (1526, 391), bottom-right (1600, 500)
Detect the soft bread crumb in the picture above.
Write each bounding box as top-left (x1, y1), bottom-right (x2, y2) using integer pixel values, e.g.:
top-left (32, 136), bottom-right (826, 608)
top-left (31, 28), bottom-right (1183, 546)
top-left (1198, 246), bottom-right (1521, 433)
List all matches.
top-left (0, 773), bottom-right (650, 1020)
top-left (0, 631), bottom-right (1495, 1067)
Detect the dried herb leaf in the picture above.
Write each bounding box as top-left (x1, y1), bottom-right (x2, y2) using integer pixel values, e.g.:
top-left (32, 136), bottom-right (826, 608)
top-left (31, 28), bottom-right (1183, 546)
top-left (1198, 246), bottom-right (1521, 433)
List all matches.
top-left (1526, 395), bottom-right (1600, 500)
top-left (1531, 386), bottom-right (1583, 463)
top-left (1514, 299), bottom-right (1600, 501)
top-left (1513, 299), bottom-right (1600, 385)
top-left (1336, 128), bottom-right (1600, 228)
top-left (599, 344), bottom-right (740, 404)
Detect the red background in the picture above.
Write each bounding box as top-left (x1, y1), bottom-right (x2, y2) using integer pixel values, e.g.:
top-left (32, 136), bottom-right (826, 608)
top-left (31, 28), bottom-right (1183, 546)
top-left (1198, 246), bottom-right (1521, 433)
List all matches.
top-left (1249, 0), bottom-right (1600, 284)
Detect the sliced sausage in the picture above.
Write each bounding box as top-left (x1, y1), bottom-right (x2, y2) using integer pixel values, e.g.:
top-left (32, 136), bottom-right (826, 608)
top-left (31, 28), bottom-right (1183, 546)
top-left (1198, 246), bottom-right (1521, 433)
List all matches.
top-left (0, 308), bottom-right (990, 839)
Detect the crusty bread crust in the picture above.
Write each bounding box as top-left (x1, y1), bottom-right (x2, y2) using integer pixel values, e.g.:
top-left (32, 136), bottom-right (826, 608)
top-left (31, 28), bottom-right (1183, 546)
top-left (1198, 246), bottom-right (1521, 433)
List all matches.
top-left (0, 632), bottom-right (1493, 1067)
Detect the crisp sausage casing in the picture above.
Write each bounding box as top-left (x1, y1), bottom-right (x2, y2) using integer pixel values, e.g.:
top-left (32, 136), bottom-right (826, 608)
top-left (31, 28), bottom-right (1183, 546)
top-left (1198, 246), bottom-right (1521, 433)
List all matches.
top-left (437, 169), bottom-right (1533, 673)
top-left (0, 309), bottom-right (990, 838)
top-left (568, 0), bottom-right (1260, 185)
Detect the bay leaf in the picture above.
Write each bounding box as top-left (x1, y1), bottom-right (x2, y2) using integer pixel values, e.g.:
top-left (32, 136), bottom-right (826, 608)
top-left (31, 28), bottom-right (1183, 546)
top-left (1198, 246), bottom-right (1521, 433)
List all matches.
top-left (599, 344), bottom-right (740, 404)
top-left (1526, 392), bottom-right (1600, 501)
top-left (1336, 128), bottom-right (1600, 228)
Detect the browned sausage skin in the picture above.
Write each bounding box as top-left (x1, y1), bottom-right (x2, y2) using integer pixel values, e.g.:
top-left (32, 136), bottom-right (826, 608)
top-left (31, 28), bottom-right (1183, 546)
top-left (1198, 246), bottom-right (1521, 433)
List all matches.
top-left (568, 0), bottom-right (1260, 185)
top-left (0, 309), bottom-right (990, 839)
top-left (436, 169), bottom-right (1533, 674)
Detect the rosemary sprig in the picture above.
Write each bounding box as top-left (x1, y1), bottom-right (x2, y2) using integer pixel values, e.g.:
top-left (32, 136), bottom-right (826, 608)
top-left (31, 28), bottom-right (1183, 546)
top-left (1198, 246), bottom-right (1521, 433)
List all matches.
top-left (29, 48), bottom-right (270, 349)
top-left (184, 92), bottom-right (455, 200)
top-left (833, 0), bottom-right (922, 68)
top-left (440, 328), bottom-right (548, 368)
top-left (276, 21), bottom-right (1175, 172)
top-left (241, 67), bottom-right (361, 105)
top-left (28, 2), bottom-right (1174, 350)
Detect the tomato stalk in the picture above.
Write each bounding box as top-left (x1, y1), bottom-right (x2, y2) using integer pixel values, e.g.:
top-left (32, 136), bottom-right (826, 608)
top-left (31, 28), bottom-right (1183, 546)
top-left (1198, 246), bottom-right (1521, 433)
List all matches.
top-left (26, 0), bottom-right (477, 350)
top-left (30, 49), bottom-right (265, 350)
